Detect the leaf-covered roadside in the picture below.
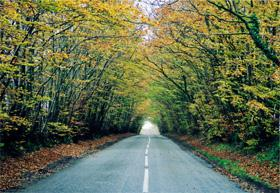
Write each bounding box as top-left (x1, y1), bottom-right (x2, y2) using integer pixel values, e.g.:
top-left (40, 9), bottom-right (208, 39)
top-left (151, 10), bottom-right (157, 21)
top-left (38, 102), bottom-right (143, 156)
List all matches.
top-left (141, 1), bottom-right (280, 190)
top-left (0, 133), bottom-right (133, 191)
top-left (169, 134), bottom-right (279, 192)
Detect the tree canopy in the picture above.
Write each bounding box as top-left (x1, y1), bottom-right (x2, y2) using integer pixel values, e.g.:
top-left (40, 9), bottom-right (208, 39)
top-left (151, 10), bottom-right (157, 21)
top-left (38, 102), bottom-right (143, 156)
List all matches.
top-left (142, 0), bottom-right (279, 150)
top-left (0, 0), bottom-right (147, 154)
top-left (0, 0), bottom-right (279, 155)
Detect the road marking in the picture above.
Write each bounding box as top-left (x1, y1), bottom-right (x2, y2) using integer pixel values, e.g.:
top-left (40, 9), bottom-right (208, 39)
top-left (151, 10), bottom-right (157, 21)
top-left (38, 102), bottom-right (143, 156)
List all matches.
top-left (147, 136), bottom-right (150, 148)
top-left (143, 168), bottom-right (149, 193)
top-left (143, 136), bottom-right (150, 193)
top-left (145, 155), bottom-right (148, 168)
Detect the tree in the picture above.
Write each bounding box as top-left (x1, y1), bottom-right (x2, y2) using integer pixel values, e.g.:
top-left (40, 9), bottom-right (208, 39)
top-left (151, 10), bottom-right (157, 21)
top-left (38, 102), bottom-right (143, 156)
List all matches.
top-left (143, 0), bottom-right (279, 149)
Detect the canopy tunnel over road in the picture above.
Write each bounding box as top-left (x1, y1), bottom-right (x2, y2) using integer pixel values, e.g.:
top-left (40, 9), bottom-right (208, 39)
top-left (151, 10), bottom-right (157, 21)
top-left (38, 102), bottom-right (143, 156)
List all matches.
top-left (140, 120), bottom-right (160, 136)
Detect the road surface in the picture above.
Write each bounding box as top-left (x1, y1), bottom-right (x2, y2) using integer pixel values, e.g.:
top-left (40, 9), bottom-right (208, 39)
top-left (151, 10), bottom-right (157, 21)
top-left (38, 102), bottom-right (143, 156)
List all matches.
top-left (18, 135), bottom-right (246, 193)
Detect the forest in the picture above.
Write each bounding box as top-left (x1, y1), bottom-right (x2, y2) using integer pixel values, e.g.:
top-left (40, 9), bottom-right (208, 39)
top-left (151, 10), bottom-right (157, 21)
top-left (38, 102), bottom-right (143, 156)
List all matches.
top-left (0, 0), bottom-right (148, 156)
top-left (145, 0), bottom-right (279, 153)
top-left (0, 0), bottom-right (279, 163)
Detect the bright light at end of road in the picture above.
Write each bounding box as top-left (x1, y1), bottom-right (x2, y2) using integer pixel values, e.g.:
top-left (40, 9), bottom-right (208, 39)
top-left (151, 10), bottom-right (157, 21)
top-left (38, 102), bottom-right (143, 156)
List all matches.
top-left (140, 120), bottom-right (160, 135)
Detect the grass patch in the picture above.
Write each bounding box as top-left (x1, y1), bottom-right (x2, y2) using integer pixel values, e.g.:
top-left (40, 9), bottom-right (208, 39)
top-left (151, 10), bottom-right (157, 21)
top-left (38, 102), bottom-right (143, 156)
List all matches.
top-left (212, 143), bottom-right (238, 152)
top-left (256, 142), bottom-right (279, 165)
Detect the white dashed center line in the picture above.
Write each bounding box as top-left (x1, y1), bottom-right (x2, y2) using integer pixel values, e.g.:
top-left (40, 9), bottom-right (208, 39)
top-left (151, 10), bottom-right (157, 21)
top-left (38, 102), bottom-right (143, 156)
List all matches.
top-left (143, 168), bottom-right (149, 193)
top-left (143, 136), bottom-right (150, 193)
top-left (145, 155), bottom-right (148, 168)
top-left (145, 149), bottom-right (148, 155)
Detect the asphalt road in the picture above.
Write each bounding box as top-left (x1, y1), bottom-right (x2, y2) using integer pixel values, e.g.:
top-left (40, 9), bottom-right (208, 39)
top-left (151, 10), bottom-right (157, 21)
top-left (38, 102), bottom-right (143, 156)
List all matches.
top-left (18, 135), bottom-right (246, 193)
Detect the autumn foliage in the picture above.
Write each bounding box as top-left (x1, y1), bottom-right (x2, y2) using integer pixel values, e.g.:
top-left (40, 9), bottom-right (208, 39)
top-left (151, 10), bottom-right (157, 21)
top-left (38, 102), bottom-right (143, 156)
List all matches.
top-left (143, 0), bottom-right (279, 151)
top-left (0, 0), bottom-right (145, 155)
top-left (0, 0), bottom-right (279, 175)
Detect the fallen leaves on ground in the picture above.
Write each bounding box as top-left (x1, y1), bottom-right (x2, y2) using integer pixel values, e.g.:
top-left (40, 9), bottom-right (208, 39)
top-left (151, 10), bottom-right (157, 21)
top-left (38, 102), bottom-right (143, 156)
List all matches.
top-left (0, 133), bottom-right (133, 191)
top-left (173, 135), bottom-right (279, 189)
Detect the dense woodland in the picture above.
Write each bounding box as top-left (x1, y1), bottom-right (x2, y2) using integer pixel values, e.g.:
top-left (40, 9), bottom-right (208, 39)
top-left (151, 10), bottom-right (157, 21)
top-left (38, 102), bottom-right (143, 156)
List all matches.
top-left (0, 0), bottom-right (146, 155)
top-left (0, 0), bottom-right (279, 157)
top-left (145, 0), bottom-right (280, 152)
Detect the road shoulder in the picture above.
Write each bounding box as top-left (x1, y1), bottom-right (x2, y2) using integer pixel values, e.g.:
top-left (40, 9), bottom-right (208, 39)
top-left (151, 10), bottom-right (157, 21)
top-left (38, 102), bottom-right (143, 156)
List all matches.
top-left (167, 134), bottom-right (279, 193)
